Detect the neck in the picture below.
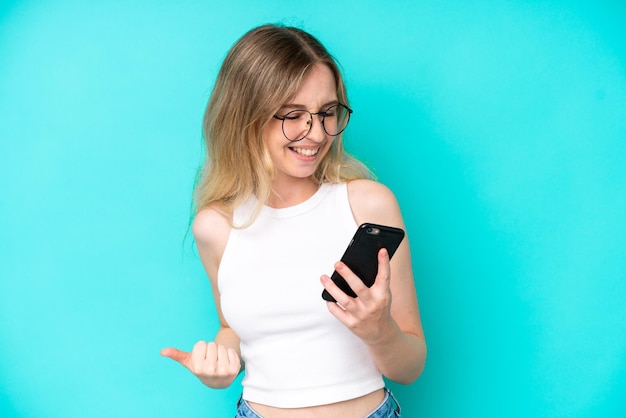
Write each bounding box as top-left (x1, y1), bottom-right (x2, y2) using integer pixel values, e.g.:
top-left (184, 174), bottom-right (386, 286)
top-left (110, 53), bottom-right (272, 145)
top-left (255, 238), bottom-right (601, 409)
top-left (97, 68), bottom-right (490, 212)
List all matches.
top-left (266, 177), bottom-right (320, 208)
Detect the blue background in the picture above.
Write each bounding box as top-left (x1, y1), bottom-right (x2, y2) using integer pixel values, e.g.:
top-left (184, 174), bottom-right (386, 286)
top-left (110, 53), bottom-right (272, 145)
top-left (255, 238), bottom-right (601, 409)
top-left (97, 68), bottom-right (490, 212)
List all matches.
top-left (1, 1), bottom-right (625, 417)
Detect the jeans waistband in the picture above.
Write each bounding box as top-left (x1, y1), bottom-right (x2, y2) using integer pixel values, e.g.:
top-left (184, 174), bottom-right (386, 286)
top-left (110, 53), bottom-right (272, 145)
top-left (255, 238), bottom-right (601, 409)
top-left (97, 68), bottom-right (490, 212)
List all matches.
top-left (235, 388), bottom-right (401, 417)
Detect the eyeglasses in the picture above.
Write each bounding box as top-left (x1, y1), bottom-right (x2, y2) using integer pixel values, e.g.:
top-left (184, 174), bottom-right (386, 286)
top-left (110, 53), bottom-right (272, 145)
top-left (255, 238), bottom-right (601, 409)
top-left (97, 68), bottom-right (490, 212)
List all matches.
top-left (272, 103), bottom-right (353, 142)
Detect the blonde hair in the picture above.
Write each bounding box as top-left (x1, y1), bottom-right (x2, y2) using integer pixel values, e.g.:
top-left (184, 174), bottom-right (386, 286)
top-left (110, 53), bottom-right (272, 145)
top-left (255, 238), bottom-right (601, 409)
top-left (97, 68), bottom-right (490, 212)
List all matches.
top-left (194, 24), bottom-right (372, 220)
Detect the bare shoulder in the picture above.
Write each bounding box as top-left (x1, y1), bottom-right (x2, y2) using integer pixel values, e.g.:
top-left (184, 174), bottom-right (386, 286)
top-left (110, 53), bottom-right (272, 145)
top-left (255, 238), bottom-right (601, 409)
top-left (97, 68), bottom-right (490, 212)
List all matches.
top-left (347, 179), bottom-right (403, 227)
top-left (192, 204), bottom-right (231, 246)
top-left (191, 204), bottom-right (232, 275)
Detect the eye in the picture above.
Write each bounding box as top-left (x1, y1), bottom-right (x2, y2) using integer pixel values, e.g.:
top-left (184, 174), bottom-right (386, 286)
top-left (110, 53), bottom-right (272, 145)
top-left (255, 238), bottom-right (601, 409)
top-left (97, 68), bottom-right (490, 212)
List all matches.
top-left (323, 105), bottom-right (338, 117)
top-left (283, 110), bottom-right (307, 120)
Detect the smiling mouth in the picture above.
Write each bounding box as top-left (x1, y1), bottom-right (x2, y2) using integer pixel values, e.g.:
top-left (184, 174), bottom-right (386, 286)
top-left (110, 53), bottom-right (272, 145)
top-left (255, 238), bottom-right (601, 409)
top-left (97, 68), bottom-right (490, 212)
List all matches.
top-left (290, 147), bottom-right (320, 157)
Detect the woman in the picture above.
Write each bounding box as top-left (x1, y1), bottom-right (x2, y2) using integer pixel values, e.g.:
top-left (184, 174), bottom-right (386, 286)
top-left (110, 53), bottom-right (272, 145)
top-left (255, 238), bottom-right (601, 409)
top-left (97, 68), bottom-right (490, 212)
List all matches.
top-left (161, 24), bottom-right (426, 418)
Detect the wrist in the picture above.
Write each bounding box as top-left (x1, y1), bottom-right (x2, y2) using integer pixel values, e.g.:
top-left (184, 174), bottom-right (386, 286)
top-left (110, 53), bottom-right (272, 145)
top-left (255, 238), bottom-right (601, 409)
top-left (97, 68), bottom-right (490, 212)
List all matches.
top-left (364, 315), bottom-right (403, 348)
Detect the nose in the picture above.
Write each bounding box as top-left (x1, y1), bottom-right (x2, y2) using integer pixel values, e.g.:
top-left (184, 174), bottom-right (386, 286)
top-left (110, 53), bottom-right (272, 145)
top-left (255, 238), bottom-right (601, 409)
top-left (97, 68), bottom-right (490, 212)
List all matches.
top-left (305, 114), bottom-right (326, 143)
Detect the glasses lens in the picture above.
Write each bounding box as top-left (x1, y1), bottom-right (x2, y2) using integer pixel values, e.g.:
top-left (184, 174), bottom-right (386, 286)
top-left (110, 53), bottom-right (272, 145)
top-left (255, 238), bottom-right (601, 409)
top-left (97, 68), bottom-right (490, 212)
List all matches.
top-left (282, 110), bottom-right (311, 141)
top-left (322, 104), bottom-right (350, 136)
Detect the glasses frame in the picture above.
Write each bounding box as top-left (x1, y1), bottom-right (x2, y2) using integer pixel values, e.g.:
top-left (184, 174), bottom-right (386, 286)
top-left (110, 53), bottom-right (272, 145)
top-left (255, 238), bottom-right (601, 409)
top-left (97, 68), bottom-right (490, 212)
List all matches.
top-left (272, 103), bottom-right (353, 142)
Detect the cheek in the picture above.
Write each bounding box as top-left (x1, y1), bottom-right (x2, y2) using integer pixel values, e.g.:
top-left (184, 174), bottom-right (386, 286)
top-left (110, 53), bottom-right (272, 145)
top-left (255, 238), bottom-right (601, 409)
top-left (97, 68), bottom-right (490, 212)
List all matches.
top-left (321, 137), bottom-right (337, 157)
top-left (260, 124), bottom-right (271, 146)
top-left (262, 118), bottom-right (284, 140)
top-left (262, 124), bottom-right (289, 152)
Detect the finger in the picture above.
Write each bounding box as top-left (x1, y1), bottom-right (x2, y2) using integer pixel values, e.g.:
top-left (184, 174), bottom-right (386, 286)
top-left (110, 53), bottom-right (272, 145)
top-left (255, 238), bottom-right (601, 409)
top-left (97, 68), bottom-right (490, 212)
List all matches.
top-left (206, 341), bottom-right (218, 361)
top-left (320, 274), bottom-right (352, 308)
top-left (326, 296), bottom-right (351, 320)
top-left (191, 340), bottom-right (209, 370)
top-left (372, 248), bottom-right (391, 291)
top-left (334, 261), bottom-right (368, 298)
top-left (226, 347), bottom-right (240, 371)
top-left (216, 344), bottom-right (230, 371)
top-left (161, 347), bottom-right (192, 369)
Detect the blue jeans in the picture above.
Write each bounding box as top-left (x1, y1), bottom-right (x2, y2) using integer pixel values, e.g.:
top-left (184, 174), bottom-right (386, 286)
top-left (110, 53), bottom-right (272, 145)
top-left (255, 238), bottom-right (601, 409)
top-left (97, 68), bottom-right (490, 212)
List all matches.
top-left (234, 389), bottom-right (401, 417)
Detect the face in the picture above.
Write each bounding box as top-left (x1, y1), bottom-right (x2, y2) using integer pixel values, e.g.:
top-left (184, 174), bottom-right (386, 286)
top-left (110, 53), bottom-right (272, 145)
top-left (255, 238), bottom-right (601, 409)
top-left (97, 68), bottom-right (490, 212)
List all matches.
top-left (262, 63), bottom-right (338, 186)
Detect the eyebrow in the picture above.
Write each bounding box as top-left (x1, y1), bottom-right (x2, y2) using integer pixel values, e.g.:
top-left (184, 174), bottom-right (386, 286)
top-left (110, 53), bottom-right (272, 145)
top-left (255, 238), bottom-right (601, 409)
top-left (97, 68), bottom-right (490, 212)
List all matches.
top-left (279, 100), bottom-right (339, 111)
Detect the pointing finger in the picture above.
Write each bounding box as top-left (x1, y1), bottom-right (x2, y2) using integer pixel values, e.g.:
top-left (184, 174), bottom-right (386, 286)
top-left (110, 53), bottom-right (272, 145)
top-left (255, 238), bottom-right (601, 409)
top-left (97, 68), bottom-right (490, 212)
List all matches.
top-left (160, 347), bottom-right (192, 369)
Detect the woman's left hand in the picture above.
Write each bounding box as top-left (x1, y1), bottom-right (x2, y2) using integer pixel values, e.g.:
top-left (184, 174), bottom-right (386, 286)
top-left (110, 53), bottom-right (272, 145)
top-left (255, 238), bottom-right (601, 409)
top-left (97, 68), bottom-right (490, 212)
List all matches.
top-left (321, 248), bottom-right (397, 345)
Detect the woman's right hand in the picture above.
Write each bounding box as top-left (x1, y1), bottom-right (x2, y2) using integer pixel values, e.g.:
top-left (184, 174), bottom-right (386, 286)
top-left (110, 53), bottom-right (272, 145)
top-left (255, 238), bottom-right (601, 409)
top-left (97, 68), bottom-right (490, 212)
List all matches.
top-left (161, 341), bottom-right (241, 389)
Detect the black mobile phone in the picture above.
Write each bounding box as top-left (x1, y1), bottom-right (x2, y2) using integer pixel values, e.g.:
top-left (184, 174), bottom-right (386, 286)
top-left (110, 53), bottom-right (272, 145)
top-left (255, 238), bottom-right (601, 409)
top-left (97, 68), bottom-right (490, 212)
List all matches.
top-left (322, 223), bottom-right (405, 302)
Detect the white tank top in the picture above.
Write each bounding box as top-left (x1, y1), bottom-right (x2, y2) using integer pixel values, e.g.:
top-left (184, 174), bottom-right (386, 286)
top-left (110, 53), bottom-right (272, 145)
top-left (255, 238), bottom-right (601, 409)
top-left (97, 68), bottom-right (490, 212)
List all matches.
top-left (218, 182), bottom-right (384, 408)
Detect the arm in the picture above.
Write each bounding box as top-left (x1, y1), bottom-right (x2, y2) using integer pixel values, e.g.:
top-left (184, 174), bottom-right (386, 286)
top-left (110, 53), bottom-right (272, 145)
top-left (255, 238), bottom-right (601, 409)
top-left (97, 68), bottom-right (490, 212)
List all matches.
top-left (161, 205), bottom-right (243, 388)
top-left (320, 179), bottom-right (427, 384)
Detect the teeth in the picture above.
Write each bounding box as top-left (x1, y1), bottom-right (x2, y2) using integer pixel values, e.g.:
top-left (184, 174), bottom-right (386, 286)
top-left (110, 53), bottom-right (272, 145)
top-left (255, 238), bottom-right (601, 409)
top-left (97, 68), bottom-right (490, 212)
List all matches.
top-left (292, 147), bottom-right (319, 157)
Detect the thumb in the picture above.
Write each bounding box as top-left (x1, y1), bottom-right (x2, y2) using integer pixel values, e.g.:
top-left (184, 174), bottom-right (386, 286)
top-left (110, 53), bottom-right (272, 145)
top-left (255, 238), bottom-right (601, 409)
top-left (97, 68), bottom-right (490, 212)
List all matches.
top-left (160, 347), bottom-right (191, 368)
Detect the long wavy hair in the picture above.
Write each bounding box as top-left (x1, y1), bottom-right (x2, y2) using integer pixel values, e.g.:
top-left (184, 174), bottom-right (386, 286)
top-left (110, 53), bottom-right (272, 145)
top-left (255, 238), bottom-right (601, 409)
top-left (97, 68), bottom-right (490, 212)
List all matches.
top-left (193, 24), bottom-right (372, 222)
